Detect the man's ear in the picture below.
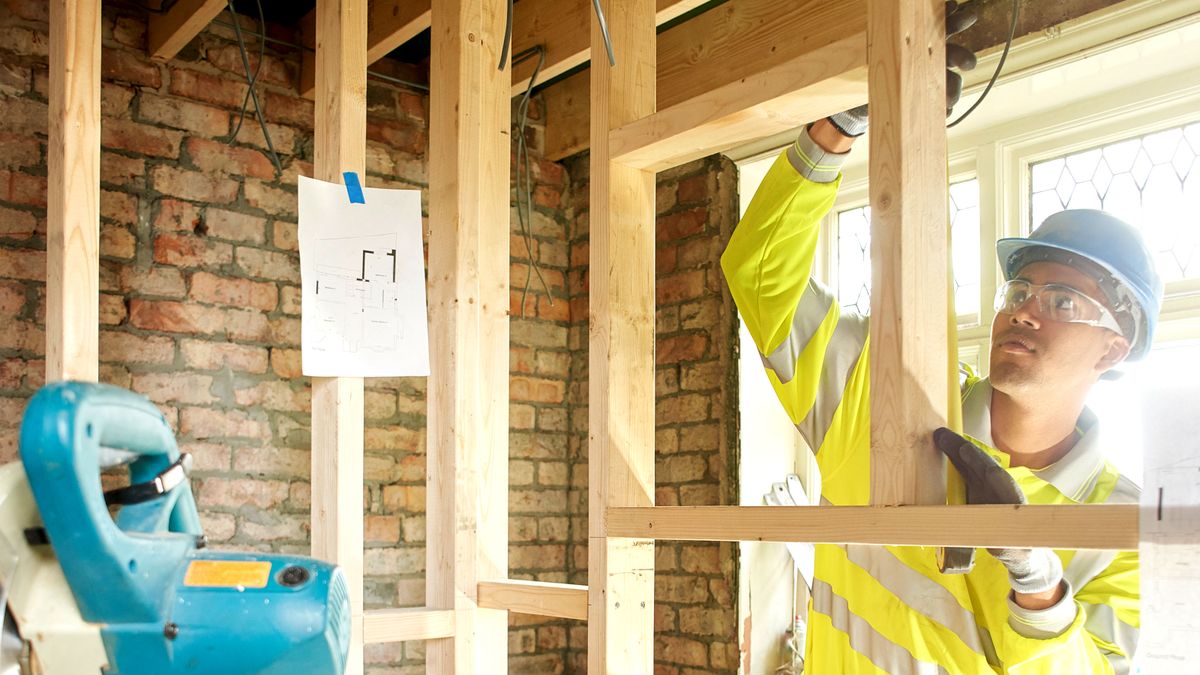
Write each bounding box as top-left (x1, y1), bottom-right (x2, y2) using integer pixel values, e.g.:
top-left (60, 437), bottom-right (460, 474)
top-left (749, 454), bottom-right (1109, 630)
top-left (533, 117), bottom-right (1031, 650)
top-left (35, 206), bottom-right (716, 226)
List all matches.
top-left (1095, 334), bottom-right (1132, 374)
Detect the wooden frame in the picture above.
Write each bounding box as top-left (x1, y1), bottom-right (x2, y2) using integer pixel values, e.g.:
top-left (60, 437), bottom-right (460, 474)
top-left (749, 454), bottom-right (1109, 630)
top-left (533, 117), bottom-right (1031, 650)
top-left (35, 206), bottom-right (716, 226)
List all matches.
top-left (47, 1), bottom-right (1162, 674)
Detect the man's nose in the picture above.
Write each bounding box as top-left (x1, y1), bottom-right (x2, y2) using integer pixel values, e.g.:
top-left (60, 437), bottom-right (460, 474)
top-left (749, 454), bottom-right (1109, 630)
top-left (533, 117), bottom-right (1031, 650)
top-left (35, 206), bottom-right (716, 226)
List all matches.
top-left (1009, 296), bottom-right (1042, 328)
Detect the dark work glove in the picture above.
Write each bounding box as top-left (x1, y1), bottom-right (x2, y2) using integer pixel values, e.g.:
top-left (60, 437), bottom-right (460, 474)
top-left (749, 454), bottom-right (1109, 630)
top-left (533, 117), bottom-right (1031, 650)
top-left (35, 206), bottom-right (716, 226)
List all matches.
top-left (827, 1), bottom-right (979, 137)
top-left (933, 428), bottom-right (1064, 595)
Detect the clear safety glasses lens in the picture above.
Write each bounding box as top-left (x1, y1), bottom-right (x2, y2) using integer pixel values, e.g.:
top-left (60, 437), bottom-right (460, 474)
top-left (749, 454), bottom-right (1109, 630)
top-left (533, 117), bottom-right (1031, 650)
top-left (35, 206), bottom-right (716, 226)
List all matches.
top-left (994, 280), bottom-right (1124, 335)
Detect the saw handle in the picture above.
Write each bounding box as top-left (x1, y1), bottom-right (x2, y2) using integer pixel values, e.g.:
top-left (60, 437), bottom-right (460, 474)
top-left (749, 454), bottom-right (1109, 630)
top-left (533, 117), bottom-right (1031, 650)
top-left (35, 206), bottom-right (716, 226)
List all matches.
top-left (19, 381), bottom-right (202, 624)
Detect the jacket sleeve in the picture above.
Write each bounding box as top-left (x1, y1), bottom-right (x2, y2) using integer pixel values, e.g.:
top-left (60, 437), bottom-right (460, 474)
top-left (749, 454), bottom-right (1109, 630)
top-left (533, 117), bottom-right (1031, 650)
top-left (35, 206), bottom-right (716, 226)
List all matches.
top-left (720, 130), bottom-right (870, 501)
top-left (997, 550), bottom-right (1139, 674)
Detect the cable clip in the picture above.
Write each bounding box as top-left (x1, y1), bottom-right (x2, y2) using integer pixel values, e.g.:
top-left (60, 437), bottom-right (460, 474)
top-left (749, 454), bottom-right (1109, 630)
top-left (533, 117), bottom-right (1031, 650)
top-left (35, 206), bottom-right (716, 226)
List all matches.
top-left (343, 171), bottom-right (366, 204)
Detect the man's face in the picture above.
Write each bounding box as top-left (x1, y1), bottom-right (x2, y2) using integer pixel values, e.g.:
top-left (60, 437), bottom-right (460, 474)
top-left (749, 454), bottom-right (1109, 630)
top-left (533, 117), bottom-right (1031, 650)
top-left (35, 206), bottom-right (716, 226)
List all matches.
top-left (989, 261), bottom-right (1131, 396)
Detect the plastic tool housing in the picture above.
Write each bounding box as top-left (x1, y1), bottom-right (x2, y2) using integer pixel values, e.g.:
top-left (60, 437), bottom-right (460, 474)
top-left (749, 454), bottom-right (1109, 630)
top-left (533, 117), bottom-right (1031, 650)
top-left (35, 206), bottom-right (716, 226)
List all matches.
top-left (19, 382), bottom-right (350, 675)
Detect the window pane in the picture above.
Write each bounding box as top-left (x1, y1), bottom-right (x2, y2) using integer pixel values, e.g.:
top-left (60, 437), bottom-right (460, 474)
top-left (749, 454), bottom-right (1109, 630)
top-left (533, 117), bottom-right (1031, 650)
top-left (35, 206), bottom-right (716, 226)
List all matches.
top-left (835, 179), bottom-right (982, 319)
top-left (1029, 120), bottom-right (1200, 283)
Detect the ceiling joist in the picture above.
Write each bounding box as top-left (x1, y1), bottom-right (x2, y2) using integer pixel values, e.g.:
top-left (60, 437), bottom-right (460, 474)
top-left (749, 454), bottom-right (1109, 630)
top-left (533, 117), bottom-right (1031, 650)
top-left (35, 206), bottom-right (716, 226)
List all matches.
top-left (148, 0), bottom-right (228, 61)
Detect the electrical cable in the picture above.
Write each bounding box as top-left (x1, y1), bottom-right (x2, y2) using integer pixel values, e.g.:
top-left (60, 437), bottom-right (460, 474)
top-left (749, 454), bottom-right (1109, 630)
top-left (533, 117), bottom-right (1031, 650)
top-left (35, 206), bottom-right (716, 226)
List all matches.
top-left (590, 0), bottom-right (616, 67)
top-left (228, 0), bottom-right (267, 142)
top-left (498, 0), bottom-right (514, 70)
top-left (947, 0), bottom-right (1019, 129)
top-left (512, 46), bottom-right (553, 317)
top-left (225, 0), bottom-right (282, 172)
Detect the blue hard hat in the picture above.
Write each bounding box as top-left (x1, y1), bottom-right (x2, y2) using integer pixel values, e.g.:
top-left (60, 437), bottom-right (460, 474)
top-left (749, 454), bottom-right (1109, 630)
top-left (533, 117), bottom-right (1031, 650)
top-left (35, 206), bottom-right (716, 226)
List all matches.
top-left (996, 209), bottom-right (1163, 361)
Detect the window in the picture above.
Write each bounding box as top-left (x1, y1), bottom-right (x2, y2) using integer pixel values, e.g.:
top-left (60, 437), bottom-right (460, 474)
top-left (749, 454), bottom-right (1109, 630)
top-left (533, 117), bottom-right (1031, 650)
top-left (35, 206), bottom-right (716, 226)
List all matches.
top-left (833, 179), bottom-right (982, 319)
top-left (1030, 121), bottom-right (1200, 285)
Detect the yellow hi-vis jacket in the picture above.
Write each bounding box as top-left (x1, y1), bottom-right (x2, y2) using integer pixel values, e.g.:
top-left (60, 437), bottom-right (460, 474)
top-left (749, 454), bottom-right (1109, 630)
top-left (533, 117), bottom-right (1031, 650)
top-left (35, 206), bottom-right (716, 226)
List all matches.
top-left (720, 133), bottom-right (1140, 674)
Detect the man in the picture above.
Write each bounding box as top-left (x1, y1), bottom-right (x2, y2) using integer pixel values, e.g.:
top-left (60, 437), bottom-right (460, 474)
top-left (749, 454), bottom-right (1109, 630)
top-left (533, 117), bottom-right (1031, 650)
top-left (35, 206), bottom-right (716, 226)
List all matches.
top-left (721, 87), bottom-right (1160, 675)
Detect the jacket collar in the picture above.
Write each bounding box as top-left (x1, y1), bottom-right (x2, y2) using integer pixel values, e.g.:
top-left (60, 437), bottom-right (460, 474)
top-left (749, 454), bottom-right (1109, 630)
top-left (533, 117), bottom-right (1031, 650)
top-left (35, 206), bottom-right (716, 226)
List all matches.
top-left (961, 378), bottom-right (1106, 503)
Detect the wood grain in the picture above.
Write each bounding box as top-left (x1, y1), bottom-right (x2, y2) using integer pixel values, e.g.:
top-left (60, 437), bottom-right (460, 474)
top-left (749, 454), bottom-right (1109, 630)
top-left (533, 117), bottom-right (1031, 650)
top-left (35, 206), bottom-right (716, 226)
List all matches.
top-left (147, 0), bottom-right (226, 61)
top-left (364, 608), bottom-right (456, 643)
top-left (47, 0), bottom-right (100, 383)
top-left (311, 1), bottom-right (367, 672)
top-left (426, 0), bottom-right (511, 670)
top-left (867, 0), bottom-right (950, 507)
top-left (588, 0), bottom-right (657, 672)
top-left (477, 580), bottom-right (588, 620)
top-left (606, 505), bottom-right (1140, 550)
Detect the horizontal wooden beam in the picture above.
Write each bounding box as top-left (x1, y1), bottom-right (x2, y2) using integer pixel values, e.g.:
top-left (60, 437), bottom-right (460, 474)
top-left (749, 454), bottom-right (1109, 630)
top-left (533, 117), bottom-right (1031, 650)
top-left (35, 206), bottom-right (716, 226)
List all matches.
top-left (363, 607), bottom-right (455, 643)
top-left (299, 0), bottom-right (432, 98)
top-left (543, 0), bottom-right (865, 160)
top-left (477, 580), bottom-right (588, 620)
top-left (606, 505), bottom-right (1139, 550)
top-left (609, 35), bottom-right (865, 171)
top-left (148, 0), bottom-right (227, 61)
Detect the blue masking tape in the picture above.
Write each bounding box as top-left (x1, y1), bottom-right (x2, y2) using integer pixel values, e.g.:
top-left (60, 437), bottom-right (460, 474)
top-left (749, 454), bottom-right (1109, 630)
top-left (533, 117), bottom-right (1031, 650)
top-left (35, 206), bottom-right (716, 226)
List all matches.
top-left (342, 171), bottom-right (365, 204)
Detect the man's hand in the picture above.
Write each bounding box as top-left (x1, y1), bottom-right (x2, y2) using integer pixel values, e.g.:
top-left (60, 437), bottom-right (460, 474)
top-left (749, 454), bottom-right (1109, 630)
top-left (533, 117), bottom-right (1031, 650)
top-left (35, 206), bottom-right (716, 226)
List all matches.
top-left (826, 1), bottom-right (979, 138)
top-left (933, 428), bottom-right (1066, 609)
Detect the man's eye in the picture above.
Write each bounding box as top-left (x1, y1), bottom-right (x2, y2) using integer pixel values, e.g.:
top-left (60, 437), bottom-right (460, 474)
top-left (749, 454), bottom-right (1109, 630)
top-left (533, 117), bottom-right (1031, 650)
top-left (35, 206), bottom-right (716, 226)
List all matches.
top-left (1010, 289), bottom-right (1028, 305)
top-left (1051, 293), bottom-right (1076, 313)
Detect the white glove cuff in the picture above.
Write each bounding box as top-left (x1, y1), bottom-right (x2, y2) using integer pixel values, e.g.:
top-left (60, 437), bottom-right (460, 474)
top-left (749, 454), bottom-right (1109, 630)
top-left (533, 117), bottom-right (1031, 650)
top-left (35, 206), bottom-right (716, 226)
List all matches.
top-left (1006, 548), bottom-right (1064, 595)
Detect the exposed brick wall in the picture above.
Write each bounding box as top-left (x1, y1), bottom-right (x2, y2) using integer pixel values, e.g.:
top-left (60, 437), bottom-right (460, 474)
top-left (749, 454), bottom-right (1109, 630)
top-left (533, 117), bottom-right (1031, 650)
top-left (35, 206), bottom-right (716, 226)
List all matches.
top-left (0, 3), bottom-right (574, 673)
top-left (564, 154), bottom-right (742, 674)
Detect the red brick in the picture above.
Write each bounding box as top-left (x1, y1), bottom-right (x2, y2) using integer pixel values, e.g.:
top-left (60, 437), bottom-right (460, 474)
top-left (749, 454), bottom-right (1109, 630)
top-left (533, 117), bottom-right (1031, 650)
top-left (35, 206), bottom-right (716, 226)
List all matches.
top-left (0, 25), bottom-right (46, 57)
top-left (180, 338), bottom-right (268, 373)
top-left (101, 47), bottom-right (161, 88)
top-left (538, 295), bottom-right (569, 321)
top-left (153, 199), bottom-right (203, 233)
top-left (129, 299), bottom-right (225, 335)
top-left (657, 334), bottom-right (708, 365)
top-left (189, 271), bottom-right (277, 311)
top-left (657, 208), bottom-right (707, 241)
top-left (150, 165), bottom-right (238, 204)
top-left (656, 270), bottom-right (706, 305)
top-left (98, 292), bottom-right (127, 325)
top-left (3, 0), bottom-right (48, 21)
top-left (138, 94), bottom-right (230, 137)
top-left (0, 134), bottom-right (41, 169)
top-left (101, 152), bottom-right (144, 187)
top-left (0, 97), bottom-right (47, 135)
top-left (0, 170), bottom-right (46, 207)
top-left (131, 372), bottom-right (217, 405)
top-left (186, 137), bottom-right (276, 181)
top-left (99, 330), bottom-right (176, 365)
top-left (119, 266), bottom-right (186, 298)
top-left (168, 68), bottom-right (247, 110)
top-left (100, 225), bottom-right (136, 259)
top-left (233, 381), bottom-right (309, 412)
top-left (656, 393), bottom-right (710, 425)
top-left (0, 206), bottom-right (37, 239)
top-left (205, 209), bottom-right (266, 244)
top-left (381, 484), bottom-right (425, 511)
top-left (204, 44), bottom-right (293, 88)
top-left (676, 174), bottom-right (709, 204)
top-left (242, 180), bottom-right (296, 218)
top-left (224, 308), bottom-right (272, 343)
top-left (656, 245), bottom-right (678, 274)
top-left (0, 320), bottom-right (40, 351)
top-left (262, 90), bottom-right (313, 128)
top-left (197, 477), bottom-right (288, 509)
top-left (510, 376), bottom-right (566, 404)
top-left (236, 121), bottom-right (296, 156)
top-left (366, 119), bottom-right (425, 155)
top-left (365, 426), bottom-right (422, 453)
top-left (0, 248), bottom-right (46, 281)
top-left (180, 407), bottom-right (270, 441)
top-left (101, 83), bottom-right (134, 118)
top-left (101, 118), bottom-right (182, 158)
top-left (153, 233), bottom-right (233, 268)
top-left (269, 347), bottom-right (301, 378)
top-left (0, 281), bottom-right (24, 319)
top-left (110, 15), bottom-right (146, 49)
top-left (272, 221), bottom-right (298, 251)
top-left (100, 189), bottom-right (137, 225)
top-left (235, 246), bottom-right (298, 282)
top-left (365, 515), bottom-right (401, 544)
top-left (397, 91), bottom-right (426, 121)
top-left (279, 285), bottom-right (301, 314)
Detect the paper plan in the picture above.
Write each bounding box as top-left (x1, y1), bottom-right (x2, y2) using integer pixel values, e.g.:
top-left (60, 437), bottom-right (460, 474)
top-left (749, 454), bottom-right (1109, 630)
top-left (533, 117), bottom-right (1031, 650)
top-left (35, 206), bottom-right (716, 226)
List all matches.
top-left (298, 175), bottom-right (429, 377)
top-left (1139, 378), bottom-right (1200, 671)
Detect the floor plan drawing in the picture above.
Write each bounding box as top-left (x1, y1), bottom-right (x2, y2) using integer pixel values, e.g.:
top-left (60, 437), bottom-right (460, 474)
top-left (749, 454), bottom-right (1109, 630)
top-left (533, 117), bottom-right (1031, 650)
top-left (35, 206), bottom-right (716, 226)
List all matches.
top-left (298, 176), bottom-right (429, 377)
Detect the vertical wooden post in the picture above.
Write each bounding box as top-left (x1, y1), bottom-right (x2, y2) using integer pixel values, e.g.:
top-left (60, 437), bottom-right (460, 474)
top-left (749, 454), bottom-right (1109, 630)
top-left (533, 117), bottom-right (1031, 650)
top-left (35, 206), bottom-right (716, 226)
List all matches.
top-left (47, 0), bottom-right (100, 383)
top-left (312, 1), bottom-right (366, 673)
top-left (426, 0), bottom-right (510, 671)
top-left (867, 0), bottom-right (949, 506)
top-left (588, 0), bottom-right (657, 672)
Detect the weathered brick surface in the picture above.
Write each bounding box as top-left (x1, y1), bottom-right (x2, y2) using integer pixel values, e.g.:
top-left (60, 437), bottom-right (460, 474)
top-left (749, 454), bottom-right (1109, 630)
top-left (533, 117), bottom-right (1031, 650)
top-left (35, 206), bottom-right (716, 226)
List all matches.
top-left (0, 5), bottom-right (574, 673)
top-left (564, 154), bottom-right (740, 673)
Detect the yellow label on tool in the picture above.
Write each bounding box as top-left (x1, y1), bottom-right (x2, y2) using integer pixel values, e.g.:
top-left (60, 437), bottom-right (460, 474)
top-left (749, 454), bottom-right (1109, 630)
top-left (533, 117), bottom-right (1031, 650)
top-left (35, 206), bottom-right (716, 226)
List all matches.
top-left (183, 560), bottom-right (272, 588)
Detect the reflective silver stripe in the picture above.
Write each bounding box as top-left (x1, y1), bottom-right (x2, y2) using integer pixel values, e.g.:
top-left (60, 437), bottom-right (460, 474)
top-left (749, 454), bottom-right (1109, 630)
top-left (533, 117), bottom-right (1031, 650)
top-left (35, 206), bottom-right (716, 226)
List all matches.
top-left (762, 279), bottom-right (835, 384)
top-left (845, 545), bottom-right (991, 660)
top-left (798, 309), bottom-right (868, 454)
top-left (1079, 602), bottom-right (1137, 675)
top-left (1064, 550), bottom-right (1117, 591)
top-left (811, 578), bottom-right (950, 675)
top-left (787, 132), bottom-right (847, 184)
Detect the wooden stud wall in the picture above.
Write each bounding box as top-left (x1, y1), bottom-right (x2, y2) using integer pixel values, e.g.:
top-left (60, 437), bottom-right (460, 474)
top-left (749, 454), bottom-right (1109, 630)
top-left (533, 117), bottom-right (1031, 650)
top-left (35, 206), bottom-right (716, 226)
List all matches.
top-left (587, 0), bottom-right (658, 672)
top-left (426, 0), bottom-right (511, 671)
top-left (47, 0), bottom-right (100, 383)
top-left (311, 1), bottom-right (368, 673)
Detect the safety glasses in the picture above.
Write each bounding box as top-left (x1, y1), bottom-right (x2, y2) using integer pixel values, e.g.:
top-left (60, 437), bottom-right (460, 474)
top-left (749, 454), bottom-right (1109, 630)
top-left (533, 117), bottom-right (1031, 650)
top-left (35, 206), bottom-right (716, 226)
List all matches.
top-left (994, 279), bottom-right (1124, 336)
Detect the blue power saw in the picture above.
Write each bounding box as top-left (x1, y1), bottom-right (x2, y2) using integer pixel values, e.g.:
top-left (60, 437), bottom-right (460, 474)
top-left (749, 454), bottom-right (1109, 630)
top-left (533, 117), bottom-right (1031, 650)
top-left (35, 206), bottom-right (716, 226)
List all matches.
top-left (0, 382), bottom-right (350, 674)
